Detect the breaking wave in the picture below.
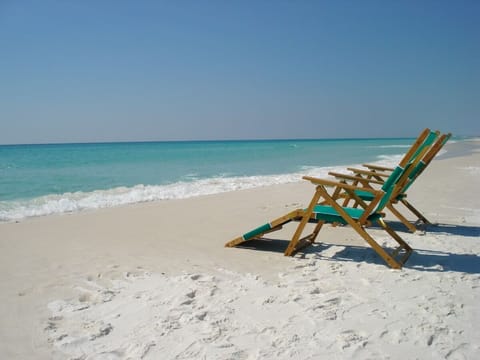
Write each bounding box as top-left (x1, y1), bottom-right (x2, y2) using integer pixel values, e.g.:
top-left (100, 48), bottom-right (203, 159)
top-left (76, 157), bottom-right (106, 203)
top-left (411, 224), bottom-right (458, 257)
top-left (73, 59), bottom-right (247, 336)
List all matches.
top-left (0, 155), bottom-right (401, 222)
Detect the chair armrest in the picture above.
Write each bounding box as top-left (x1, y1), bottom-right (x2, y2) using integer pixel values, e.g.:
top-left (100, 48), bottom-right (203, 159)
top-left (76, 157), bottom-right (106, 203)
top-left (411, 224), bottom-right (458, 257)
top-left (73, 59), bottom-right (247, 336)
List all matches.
top-left (302, 176), bottom-right (381, 194)
top-left (362, 163), bottom-right (395, 172)
top-left (328, 172), bottom-right (384, 185)
top-left (346, 167), bottom-right (391, 178)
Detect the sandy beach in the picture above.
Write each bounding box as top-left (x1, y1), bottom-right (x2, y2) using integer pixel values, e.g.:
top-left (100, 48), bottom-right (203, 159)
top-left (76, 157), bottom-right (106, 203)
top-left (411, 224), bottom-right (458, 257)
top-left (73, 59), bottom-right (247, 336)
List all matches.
top-left (1, 140), bottom-right (479, 359)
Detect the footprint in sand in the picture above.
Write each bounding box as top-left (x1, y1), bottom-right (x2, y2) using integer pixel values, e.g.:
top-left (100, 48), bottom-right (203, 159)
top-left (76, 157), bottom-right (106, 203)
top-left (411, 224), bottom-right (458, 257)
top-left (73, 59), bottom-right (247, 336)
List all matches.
top-left (387, 326), bottom-right (411, 344)
top-left (329, 262), bottom-right (346, 275)
top-left (78, 292), bottom-right (91, 303)
top-left (122, 341), bottom-right (156, 359)
top-left (369, 308), bottom-right (389, 320)
top-left (308, 296), bottom-right (341, 320)
top-left (44, 315), bottom-right (63, 332)
top-left (337, 330), bottom-right (368, 350)
top-left (89, 322), bottom-right (114, 341)
top-left (309, 287), bottom-right (322, 295)
top-left (445, 343), bottom-right (475, 359)
top-left (263, 295), bottom-right (279, 305)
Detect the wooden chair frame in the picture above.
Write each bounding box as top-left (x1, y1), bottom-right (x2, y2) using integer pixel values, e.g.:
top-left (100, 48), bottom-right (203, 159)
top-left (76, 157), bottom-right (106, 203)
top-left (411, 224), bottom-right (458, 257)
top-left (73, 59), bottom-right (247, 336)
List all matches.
top-left (226, 170), bottom-right (414, 269)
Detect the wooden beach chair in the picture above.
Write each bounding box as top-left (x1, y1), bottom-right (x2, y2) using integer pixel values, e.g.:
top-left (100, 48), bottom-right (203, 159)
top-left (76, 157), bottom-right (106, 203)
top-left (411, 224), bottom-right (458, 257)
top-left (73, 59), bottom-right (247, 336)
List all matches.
top-left (225, 154), bottom-right (418, 269)
top-left (330, 132), bottom-right (450, 232)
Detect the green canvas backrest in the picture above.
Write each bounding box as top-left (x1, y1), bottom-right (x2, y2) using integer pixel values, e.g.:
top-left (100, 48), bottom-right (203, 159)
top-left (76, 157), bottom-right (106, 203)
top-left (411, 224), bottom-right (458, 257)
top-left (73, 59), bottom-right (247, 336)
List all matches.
top-left (401, 133), bottom-right (450, 193)
top-left (380, 130), bottom-right (437, 194)
top-left (393, 130), bottom-right (438, 190)
top-left (374, 163), bottom-right (411, 213)
top-left (380, 165), bottom-right (404, 193)
top-left (395, 128), bottom-right (431, 168)
top-left (385, 130), bottom-right (437, 196)
top-left (407, 130), bottom-right (438, 165)
top-left (371, 130), bottom-right (438, 214)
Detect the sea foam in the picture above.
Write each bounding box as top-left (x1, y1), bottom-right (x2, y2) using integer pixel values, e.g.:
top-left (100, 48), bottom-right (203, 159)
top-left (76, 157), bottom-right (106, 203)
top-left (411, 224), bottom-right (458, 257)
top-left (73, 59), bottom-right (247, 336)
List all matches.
top-left (0, 167), bottom-right (335, 222)
top-left (0, 157), bottom-right (400, 222)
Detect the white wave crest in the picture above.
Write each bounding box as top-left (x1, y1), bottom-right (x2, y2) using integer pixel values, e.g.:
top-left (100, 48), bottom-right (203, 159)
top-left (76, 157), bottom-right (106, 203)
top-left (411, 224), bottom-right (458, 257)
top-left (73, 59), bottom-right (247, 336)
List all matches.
top-left (375, 154), bottom-right (404, 166)
top-left (368, 145), bottom-right (411, 149)
top-left (0, 172), bottom-right (324, 222)
top-left (0, 159), bottom-right (401, 222)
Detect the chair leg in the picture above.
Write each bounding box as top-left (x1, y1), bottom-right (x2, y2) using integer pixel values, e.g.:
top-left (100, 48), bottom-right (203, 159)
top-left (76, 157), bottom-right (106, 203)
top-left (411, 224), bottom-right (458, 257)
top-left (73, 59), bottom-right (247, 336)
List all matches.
top-left (400, 199), bottom-right (431, 225)
top-left (348, 221), bottom-right (404, 269)
top-left (314, 185), bottom-right (407, 269)
top-left (283, 220), bottom-right (326, 256)
top-left (377, 218), bottom-right (412, 251)
top-left (284, 188), bottom-right (323, 256)
top-left (386, 203), bottom-right (417, 233)
top-left (376, 218), bottom-right (413, 266)
top-left (311, 221), bottom-right (325, 242)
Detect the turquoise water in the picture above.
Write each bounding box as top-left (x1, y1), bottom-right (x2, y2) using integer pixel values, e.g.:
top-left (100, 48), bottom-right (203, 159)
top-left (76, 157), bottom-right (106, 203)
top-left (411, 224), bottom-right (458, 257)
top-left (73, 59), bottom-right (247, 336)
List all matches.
top-left (0, 138), bottom-right (416, 221)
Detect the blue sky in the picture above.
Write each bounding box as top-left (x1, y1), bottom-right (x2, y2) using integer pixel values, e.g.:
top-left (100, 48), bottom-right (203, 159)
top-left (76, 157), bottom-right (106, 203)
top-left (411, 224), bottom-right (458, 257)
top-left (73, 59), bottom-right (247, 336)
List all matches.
top-left (1, 0), bottom-right (479, 144)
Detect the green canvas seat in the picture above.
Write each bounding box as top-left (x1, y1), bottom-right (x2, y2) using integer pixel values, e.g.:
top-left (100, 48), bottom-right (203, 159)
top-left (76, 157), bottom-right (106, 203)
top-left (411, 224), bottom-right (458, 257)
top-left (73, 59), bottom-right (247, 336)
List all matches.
top-left (354, 189), bottom-right (407, 202)
top-left (311, 205), bottom-right (382, 224)
top-left (241, 205), bottom-right (381, 240)
top-left (353, 189), bottom-right (375, 201)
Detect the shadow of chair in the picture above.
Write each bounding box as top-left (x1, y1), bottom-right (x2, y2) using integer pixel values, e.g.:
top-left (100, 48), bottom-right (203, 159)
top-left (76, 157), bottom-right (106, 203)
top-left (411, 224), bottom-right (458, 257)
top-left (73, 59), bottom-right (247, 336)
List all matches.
top-left (233, 237), bottom-right (480, 274)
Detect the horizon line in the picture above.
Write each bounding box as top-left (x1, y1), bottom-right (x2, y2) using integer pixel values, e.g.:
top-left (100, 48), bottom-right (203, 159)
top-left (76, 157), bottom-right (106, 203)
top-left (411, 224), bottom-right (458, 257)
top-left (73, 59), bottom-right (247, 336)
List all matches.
top-left (0, 135), bottom-right (428, 147)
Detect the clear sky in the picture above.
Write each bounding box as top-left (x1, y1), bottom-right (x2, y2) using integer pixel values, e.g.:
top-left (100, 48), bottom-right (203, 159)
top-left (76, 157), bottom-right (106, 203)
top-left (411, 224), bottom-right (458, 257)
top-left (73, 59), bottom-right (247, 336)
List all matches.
top-left (1, 0), bottom-right (479, 144)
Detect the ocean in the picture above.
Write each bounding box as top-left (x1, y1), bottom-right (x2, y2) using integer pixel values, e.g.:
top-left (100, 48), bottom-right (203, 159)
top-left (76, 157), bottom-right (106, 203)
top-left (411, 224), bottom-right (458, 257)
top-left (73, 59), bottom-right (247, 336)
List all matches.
top-left (0, 138), bottom-right (421, 222)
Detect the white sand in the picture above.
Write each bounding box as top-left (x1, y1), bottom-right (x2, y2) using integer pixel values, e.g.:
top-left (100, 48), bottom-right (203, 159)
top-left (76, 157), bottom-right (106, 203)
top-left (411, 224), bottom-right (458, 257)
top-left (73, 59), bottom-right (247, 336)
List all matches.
top-left (1, 141), bottom-right (479, 359)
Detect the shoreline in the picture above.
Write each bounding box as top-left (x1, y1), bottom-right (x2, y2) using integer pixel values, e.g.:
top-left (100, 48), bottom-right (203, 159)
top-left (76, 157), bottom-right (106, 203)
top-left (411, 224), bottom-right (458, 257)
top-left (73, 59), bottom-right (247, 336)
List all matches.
top-left (1, 142), bottom-right (479, 359)
top-left (1, 139), bottom-right (477, 225)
